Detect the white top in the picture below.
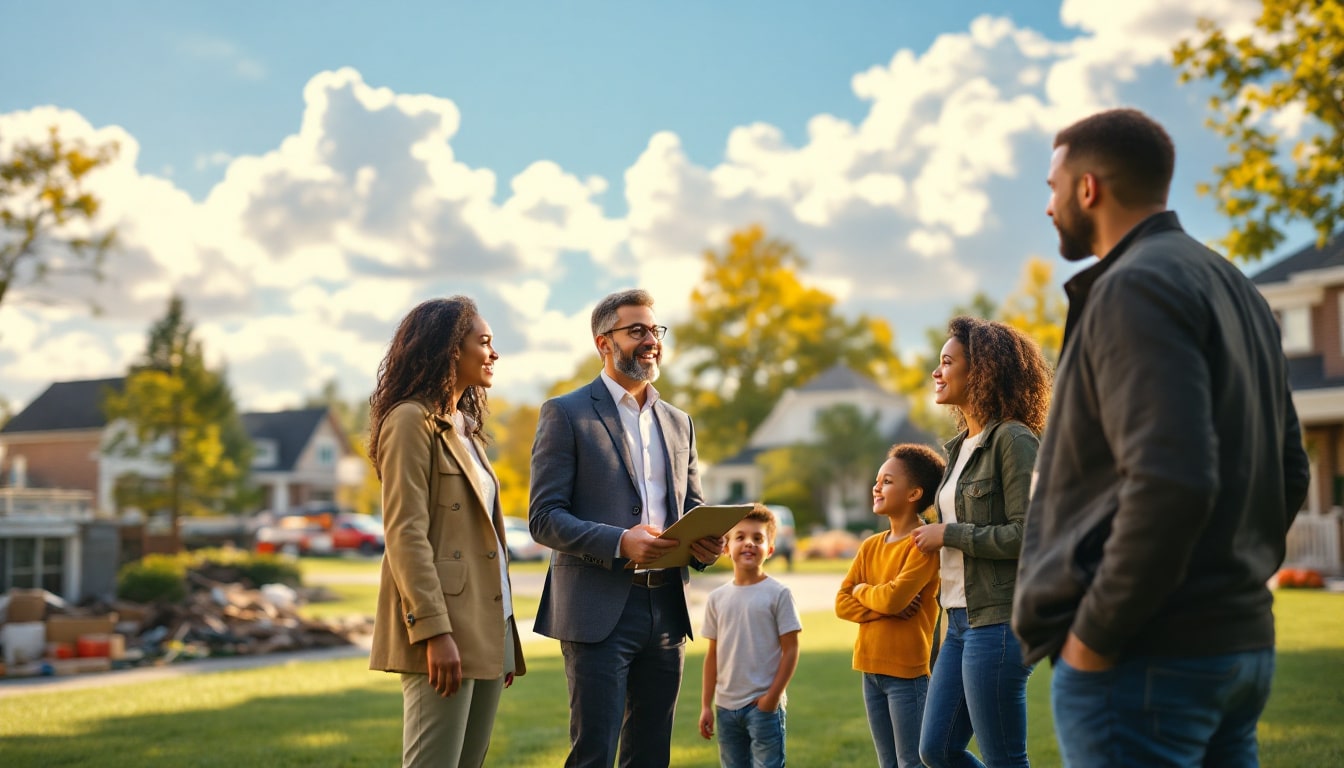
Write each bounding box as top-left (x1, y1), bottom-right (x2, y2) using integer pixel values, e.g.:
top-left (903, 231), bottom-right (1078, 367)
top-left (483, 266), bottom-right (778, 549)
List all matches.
top-left (452, 411), bottom-right (512, 620)
top-left (701, 576), bottom-right (803, 710)
top-left (935, 430), bottom-right (983, 610)
top-left (601, 371), bottom-right (671, 567)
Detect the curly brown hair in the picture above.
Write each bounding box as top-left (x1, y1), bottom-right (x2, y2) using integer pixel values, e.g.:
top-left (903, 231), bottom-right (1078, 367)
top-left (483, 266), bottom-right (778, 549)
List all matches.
top-left (368, 296), bottom-right (488, 476)
top-left (945, 316), bottom-right (1051, 435)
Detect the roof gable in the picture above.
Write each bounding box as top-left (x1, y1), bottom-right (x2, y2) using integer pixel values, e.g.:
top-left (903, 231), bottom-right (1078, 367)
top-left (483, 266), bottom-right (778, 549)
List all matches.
top-left (1252, 232), bottom-right (1344, 285)
top-left (240, 407), bottom-right (338, 472)
top-left (1, 377), bottom-right (125, 434)
top-left (795, 364), bottom-right (886, 394)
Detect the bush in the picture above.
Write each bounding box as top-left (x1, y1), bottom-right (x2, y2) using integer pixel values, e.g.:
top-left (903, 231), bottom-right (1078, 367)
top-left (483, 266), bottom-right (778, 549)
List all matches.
top-left (117, 554), bottom-right (188, 603)
top-left (116, 549), bottom-right (302, 603)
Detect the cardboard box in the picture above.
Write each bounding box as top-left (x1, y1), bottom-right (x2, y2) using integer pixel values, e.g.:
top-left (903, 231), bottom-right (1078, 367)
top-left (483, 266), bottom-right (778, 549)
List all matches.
top-left (5, 589), bottom-right (49, 623)
top-left (44, 614), bottom-right (119, 645)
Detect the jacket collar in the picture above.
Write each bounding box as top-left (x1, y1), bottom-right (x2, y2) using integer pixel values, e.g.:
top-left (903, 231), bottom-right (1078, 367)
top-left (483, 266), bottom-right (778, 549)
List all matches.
top-left (1061, 211), bottom-right (1183, 353)
top-left (427, 406), bottom-right (495, 517)
top-left (943, 418), bottom-right (1009, 456)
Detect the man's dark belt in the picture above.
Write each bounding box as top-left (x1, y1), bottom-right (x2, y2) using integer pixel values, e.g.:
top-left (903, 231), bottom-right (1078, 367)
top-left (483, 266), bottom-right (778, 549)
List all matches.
top-left (631, 569), bottom-right (671, 588)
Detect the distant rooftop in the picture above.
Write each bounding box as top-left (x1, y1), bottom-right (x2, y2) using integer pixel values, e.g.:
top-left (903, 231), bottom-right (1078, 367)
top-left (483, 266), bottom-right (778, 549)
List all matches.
top-left (0, 377), bottom-right (125, 433)
top-left (1252, 232), bottom-right (1344, 285)
top-left (796, 364), bottom-right (886, 394)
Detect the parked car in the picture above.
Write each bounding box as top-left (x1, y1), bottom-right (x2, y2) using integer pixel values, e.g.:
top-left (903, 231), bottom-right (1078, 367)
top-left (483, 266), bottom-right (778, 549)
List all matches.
top-left (502, 516), bottom-right (549, 561)
top-left (765, 505), bottom-right (797, 570)
top-left (329, 512), bottom-right (385, 554)
top-left (253, 507), bottom-right (383, 556)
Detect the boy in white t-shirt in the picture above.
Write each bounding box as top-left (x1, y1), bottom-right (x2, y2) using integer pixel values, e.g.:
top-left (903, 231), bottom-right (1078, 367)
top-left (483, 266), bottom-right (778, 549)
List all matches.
top-left (698, 504), bottom-right (803, 768)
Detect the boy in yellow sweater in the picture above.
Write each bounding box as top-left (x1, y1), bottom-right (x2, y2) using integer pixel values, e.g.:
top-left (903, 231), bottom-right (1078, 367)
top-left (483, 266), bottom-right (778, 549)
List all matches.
top-left (836, 443), bottom-right (945, 768)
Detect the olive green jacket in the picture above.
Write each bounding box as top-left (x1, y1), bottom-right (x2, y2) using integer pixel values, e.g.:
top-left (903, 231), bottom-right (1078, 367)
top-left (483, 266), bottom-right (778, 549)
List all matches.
top-left (934, 419), bottom-right (1039, 627)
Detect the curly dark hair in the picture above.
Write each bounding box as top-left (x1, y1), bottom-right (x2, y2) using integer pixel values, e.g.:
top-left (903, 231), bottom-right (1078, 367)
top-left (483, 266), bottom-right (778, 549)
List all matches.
top-left (368, 296), bottom-right (488, 475)
top-left (887, 443), bottom-right (946, 513)
top-left (945, 316), bottom-right (1052, 435)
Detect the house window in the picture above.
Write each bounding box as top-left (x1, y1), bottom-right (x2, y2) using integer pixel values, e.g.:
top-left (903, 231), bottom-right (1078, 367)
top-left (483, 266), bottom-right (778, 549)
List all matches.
top-left (1279, 306), bottom-right (1312, 354)
top-left (316, 441), bottom-right (336, 467)
top-left (728, 480), bottom-right (746, 503)
top-left (252, 440), bottom-right (279, 469)
top-left (3, 537), bottom-right (65, 594)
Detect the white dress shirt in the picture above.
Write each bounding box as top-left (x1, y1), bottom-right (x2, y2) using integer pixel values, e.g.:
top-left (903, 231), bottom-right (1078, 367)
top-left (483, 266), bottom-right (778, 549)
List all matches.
top-left (601, 371), bottom-right (671, 563)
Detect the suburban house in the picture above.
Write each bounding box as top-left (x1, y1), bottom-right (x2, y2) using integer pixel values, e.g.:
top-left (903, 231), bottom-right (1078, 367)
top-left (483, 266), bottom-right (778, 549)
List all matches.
top-left (0, 377), bottom-right (362, 599)
top-left (703, 364), bottom-right (940, 530)
top-left (242, 407), bottom-right (362, 516)
top-left (1253, 233), bottom-right (1344, 574)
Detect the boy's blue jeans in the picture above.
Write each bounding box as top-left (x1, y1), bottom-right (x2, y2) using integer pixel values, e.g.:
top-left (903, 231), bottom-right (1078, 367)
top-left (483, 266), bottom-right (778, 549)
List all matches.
top-left (716, 702), bottom-right (786, 768)
top-left (1051, 648), bottom-right (1274, 767)
top-left (863, 672), bottom-right (928, 768)
top-left (920, 608), bottom-right (1033, 768)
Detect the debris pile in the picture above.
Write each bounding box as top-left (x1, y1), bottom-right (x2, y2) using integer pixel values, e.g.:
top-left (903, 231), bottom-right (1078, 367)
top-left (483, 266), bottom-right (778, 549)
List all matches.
top-left (1, 575), bottom-right (373, 678)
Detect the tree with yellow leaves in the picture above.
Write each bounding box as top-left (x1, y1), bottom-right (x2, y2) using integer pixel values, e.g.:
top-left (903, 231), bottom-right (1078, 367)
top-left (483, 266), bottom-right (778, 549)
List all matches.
top-left (673, 225), bottom-right (903, 462)
top-left (0, 126), bottom-right (118, 310)
top-left (1173, 0), bottom-right (1344, 262)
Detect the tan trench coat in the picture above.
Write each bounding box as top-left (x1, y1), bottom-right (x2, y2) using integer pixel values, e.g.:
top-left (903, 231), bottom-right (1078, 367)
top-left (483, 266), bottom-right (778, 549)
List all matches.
top-left (368, 400), bottom-right (526, 679)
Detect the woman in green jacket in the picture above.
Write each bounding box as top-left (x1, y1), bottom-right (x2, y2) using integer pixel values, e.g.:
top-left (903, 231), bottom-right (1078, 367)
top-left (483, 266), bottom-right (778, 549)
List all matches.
top-left (914, 316), bottom-right (1051, 768)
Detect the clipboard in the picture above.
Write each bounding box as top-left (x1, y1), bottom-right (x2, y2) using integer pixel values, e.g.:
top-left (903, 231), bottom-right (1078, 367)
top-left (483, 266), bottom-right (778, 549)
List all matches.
top-left (625, 504), bottom-right (756, 570)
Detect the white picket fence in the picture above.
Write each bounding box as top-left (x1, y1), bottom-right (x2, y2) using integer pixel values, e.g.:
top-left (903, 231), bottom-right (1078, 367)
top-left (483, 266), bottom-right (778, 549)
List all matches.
top-left (1285, 509), bottom-right (1343, 574)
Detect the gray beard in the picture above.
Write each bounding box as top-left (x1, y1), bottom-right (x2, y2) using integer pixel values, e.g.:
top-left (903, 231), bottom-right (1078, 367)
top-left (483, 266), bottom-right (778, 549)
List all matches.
top-left (615, 345), bottom-right (660, 383)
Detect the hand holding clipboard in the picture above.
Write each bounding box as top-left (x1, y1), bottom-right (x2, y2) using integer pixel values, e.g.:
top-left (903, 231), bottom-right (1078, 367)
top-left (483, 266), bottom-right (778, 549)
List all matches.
top-left (624, 504), bottom-right (755, 569)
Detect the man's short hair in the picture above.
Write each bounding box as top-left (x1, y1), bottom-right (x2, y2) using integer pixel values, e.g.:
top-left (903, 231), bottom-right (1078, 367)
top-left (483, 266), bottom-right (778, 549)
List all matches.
top-left (1054, 108), bottom-right (1175, 208)
top-left (887, 443), bottom-right (947, 513)
top-left (591, 289), bottom-right (655, 337)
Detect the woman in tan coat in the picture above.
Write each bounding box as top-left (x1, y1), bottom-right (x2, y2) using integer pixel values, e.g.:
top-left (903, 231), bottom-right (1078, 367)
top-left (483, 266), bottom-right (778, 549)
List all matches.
top-left (367, 296), bottom-right (525, 768)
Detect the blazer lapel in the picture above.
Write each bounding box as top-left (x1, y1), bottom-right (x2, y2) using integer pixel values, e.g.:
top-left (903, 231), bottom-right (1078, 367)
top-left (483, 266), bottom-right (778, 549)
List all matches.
top-left (652, 401), bottom-right (684, 523)
top-left (589, 378), bottom-right (640, 492)
top-left (431, 412), bottom-right (491, 517)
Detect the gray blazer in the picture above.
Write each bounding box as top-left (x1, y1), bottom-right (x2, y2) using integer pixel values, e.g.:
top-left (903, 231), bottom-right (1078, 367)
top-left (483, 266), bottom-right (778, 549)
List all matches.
top-left (528, 377), bottom-right (706, 643)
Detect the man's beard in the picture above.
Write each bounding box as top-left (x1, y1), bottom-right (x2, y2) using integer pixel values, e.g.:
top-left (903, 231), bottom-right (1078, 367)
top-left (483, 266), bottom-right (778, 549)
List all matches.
top-left (1056, 194), bottom-right (1096, 262)
top-left (615, 343), bottom-right (660, 382)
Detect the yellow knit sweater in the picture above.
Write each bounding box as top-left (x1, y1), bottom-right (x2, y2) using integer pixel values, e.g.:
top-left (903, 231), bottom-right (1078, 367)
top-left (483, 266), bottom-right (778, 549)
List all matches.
top-left (835, 530), bottom-right (940, 679)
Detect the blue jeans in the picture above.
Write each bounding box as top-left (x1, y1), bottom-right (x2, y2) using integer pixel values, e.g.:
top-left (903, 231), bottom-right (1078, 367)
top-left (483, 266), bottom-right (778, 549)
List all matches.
top-left (864, 672), bottom-right (928, 768)
top-left (717, 702), bottom-right (786, 768)
top-left (1051, 648), bottom-right (1274, 767)
top-left (920, 609), bottom-right (1033, 768)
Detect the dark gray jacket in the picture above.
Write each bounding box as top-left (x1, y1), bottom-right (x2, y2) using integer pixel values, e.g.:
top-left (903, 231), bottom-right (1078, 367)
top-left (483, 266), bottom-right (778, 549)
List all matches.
top-left (937, 419), bottom-right (1039, 627)
top-left (1013, 212), bottom-right (1311, 665)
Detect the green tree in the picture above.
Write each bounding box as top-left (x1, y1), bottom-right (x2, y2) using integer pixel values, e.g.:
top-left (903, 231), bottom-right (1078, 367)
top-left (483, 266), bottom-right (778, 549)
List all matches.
top-left (1174, 0), bottom-right (1344, 262)
top-left (674, 225), bottom-right (903, 461)
top-left (805, 404), bottom-right (890, 529)
top-left (104, 295), bottom-right (254, 550)
top-left (0, 126), bottom-right (118, 310)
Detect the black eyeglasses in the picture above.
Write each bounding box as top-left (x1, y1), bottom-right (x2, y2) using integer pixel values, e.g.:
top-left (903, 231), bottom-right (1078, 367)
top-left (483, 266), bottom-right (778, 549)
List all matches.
top-left (603, 323), bottom-right (668, 341)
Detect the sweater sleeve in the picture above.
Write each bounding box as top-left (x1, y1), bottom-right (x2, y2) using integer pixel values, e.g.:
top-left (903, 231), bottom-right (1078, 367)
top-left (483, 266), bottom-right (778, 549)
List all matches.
top-left (853, 544), bottom-right (938, 615)
top-left (836, 538), bottom-right (885, 623)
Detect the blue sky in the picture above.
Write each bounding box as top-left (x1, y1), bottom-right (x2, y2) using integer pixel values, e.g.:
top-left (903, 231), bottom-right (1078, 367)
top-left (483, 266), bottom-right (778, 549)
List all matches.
top-left (0, 0), bottom-right (1297, 413)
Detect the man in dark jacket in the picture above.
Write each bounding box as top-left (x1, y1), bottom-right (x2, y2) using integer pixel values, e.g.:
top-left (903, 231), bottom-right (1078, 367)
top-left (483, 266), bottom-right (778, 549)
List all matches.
top-left (1013, 108), bottom-right (1310, 767)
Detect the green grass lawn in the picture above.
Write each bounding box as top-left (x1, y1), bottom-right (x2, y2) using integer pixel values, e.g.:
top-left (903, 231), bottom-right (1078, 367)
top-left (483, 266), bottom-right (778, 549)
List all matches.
top-left (1, 590), bottom-right (1340, 766)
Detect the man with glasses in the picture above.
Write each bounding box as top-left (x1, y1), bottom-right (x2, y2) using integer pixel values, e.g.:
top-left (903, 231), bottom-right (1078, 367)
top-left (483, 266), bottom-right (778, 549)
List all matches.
top-left (530, 288), bottom-right (724, 768)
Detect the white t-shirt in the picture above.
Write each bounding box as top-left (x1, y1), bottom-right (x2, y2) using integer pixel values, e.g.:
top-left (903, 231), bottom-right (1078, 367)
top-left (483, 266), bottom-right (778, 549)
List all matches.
top-left (935, 430), bottom-right (983, 610)
top-left (701, 576), bottom-right (803, 710)
top-left (452, 411), bottom-right (512, 621)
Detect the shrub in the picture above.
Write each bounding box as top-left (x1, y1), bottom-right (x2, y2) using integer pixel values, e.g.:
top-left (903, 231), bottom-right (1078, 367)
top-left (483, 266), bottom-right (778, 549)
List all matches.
top-left (116, 550), bottom-right (302, 603)
top-left (117, 554), bottom-right (188, 603)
